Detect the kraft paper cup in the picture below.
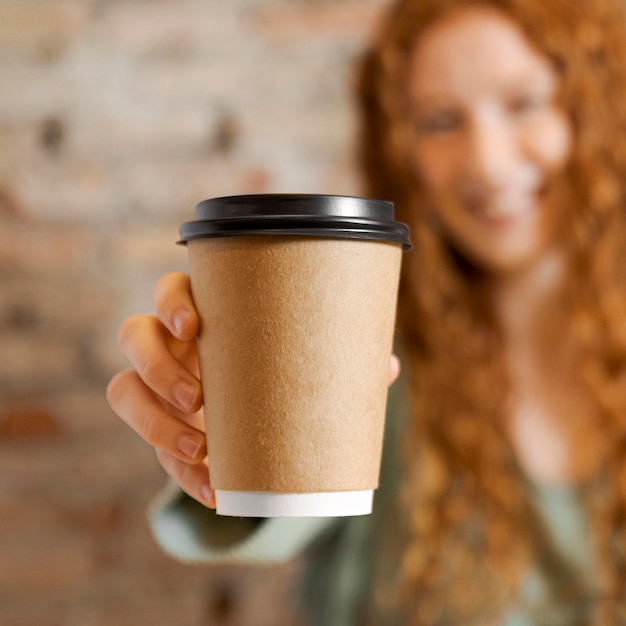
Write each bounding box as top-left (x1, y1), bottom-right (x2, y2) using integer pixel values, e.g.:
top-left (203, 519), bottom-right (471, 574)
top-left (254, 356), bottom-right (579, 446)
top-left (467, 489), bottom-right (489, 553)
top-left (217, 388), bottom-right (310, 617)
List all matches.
top-left (179, 194), bottom-right (411, 517)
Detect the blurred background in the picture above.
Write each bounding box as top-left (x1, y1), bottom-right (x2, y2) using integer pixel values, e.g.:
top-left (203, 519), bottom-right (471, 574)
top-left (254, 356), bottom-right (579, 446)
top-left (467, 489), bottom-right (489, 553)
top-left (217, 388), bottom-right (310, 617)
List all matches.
top-left (0, 0), bottom-right (386, 624)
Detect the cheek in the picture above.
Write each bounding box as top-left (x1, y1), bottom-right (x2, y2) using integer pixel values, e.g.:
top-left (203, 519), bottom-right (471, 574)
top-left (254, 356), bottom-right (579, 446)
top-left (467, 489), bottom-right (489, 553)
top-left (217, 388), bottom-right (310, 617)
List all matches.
top-left (412, 142), bottom-right (460, 196)
top-left (527, 114), bottom-right (573, 171)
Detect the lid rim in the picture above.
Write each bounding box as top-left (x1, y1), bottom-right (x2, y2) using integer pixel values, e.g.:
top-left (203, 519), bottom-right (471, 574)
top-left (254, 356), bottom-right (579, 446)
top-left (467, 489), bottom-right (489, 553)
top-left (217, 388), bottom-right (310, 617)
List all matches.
top-left (195, 194), bottom-right (395, 220)
top-left (181, 194), bottom-right (411, 250)
top-left (178, 229), bottom-right (411, 249)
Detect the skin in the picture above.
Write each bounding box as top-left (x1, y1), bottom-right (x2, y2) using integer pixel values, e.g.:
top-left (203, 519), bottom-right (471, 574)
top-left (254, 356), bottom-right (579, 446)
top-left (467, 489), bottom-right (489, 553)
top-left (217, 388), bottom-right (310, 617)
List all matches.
top-left (107, 7), bottom-right (604, 506)
top-left (107, 272), bottom-right (401, 507)
top-left (407, 6), bottom-right (572, 275)
top-left (407, 6), bottom-right (604, 485)
top-left (108, 273), bottom-right (212, 505)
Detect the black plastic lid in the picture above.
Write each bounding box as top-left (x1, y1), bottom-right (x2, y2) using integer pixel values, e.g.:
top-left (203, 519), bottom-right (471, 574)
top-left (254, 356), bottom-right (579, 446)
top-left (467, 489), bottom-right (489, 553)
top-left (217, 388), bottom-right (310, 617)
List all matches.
top-left (178, 194), bottom-right (411, 249)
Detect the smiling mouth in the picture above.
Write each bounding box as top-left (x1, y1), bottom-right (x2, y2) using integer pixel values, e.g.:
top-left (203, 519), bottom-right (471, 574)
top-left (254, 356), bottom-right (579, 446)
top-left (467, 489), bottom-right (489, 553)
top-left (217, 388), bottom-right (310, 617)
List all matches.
top-left (467, 188), bottom-right (544, 226)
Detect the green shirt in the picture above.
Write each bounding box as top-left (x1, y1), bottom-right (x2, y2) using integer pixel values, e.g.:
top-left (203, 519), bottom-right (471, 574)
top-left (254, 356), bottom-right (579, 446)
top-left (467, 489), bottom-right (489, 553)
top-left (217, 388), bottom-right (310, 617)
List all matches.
top-left (148, 384), bottom-right (597, 625)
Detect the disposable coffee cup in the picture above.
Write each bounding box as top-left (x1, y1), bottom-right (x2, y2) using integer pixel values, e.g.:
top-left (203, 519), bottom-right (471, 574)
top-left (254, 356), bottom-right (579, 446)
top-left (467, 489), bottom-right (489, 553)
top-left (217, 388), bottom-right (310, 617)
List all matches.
top-left (178, 194), bottom-right (410, 517)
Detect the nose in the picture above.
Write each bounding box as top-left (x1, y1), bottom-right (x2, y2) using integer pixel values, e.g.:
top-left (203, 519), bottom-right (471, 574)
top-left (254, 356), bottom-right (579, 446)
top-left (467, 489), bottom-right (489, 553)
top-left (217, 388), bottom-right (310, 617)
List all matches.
top-left (465, 115), bottom-right (518, 188)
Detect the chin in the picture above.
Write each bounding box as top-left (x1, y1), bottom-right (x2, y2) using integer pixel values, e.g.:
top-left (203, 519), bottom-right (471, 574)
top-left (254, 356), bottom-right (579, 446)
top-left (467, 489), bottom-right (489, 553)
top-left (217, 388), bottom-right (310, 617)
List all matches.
top-left (468, 244), bottom-right (554, 276)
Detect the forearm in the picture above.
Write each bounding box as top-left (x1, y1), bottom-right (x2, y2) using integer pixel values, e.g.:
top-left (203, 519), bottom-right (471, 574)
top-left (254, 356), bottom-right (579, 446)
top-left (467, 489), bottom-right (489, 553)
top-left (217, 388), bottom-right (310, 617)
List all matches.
top-left (148, 480), bottom-right (339, 565)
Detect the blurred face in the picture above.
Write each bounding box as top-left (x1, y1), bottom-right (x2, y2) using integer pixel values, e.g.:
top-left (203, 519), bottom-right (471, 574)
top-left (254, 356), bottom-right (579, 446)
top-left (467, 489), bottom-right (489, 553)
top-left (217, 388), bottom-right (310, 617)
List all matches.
top-left (407, 6), bottom-right (572, 274)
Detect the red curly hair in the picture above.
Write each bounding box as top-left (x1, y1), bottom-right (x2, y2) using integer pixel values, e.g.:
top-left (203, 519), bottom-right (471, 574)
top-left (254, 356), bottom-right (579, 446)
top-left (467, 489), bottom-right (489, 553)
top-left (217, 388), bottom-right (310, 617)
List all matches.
top-left (355, 0), bottom-right (626, 622)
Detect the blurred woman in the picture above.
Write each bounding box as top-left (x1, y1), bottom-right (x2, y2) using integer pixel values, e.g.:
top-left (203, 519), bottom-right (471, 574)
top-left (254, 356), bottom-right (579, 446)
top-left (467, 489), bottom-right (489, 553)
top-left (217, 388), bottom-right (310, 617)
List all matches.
top-left (107, 0), bottom-right (626, 623)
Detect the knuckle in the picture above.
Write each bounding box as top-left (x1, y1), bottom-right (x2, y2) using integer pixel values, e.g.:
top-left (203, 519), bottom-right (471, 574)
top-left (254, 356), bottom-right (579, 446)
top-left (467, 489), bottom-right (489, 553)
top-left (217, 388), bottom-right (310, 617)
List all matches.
top-left (154, 273), bottom-right (173, 297)
top-left (142, 409), bottom-right (163, 447)
top-left (136, 351), bottom-right (167, 386)
top-left (155, 449), bottom-right (183, 482)
top-left (154, 273), bottom-right (181, 308)
top-left (155, 448), bottom-right (175, 475)
top-left (178, 463), bottom-right (194, 487)
top-left (155, 273), bottom-right (192, 310)
top-left (106, 371), bottom-right (127, 409)
top-left (116, 314), bottom-right (146, 350)
top-left (179, 459), bottom-right (204, 490)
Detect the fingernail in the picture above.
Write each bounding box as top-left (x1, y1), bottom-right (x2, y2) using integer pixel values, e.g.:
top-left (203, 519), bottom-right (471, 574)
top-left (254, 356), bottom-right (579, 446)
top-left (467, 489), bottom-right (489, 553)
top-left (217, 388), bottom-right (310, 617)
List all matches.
top-left (201, 484), bottom-right (215, 508)
top-left (173, 311), bottom-right (190, 336)
top-left (174, 381), bottom-right (197, 411)
top-left (177, 434), bottom-right (203, 460)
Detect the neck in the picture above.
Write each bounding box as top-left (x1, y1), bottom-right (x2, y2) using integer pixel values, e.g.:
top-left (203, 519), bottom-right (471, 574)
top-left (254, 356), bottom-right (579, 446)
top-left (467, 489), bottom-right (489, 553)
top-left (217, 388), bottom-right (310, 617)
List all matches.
top-left (488, 249), bottom-right (605, 487)
top-left (490, 249), bottom-right (566, 342)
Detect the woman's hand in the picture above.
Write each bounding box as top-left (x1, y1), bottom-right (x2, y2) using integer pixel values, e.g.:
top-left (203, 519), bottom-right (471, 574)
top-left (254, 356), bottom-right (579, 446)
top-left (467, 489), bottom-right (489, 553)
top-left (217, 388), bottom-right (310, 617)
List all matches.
top-left (106, 272), bottom-right (216, 507)
top-left (106, 271), bottom-right (402, 509)
top-left (389, 353), bottom-right (401, 386)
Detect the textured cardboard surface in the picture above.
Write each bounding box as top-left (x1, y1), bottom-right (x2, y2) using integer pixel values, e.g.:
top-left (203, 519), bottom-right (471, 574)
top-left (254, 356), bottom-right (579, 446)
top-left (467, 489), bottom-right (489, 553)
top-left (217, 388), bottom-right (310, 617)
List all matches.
top-left (188, 236), bottom-right (402, 493)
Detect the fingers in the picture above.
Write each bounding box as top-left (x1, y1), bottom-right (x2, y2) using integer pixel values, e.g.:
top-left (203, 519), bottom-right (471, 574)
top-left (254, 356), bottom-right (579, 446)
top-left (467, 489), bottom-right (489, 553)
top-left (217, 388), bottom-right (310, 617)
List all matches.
top-left (106, 368), bottom-right (206, 464)
top-left (156, 449), bottom-right (216, 508)
top-left (389, 353), bottom-right (401, 386)
top-left (154, 272), bottom-right (199, 341)
top-left (117, 314), bottom-right (202, 413)
top-left (109, 271), bottom-right (214, 508)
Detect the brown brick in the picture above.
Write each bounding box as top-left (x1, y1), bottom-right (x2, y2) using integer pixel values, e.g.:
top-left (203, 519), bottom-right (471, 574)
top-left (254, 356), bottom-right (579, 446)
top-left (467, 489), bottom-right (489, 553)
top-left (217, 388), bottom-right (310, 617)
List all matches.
top-left (253, 1), bottom-right (386, 45)
top-left (0, 0), bottom-right (384, 622)
top-left (0, 0), bottom-right (90, 61)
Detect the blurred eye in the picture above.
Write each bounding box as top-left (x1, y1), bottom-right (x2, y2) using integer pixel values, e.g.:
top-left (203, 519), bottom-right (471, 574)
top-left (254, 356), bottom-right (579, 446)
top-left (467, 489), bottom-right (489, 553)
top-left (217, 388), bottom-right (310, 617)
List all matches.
top-left (414, 109), bottom-right (463, 135)
top-left (508, 92), bottom-right (550, 115)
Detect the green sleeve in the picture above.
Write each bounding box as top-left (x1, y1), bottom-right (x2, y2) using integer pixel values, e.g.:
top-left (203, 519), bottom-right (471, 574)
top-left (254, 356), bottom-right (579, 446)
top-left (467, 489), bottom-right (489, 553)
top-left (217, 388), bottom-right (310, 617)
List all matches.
top-left (147, 479), bottom-right (340, 565)
top-left (146, 381), bottom-right (409, 626)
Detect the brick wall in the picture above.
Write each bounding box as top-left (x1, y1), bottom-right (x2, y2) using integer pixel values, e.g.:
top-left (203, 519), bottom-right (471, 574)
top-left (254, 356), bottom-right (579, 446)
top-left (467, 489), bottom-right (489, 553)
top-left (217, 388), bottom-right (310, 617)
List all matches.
top-left (0, 0), bottom-right (386, 624)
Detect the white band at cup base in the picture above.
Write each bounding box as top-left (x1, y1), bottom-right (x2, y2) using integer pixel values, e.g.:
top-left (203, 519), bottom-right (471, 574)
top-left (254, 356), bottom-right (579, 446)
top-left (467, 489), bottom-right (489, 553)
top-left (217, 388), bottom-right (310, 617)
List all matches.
top-left (215, 489), bottom-right (374, 518)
